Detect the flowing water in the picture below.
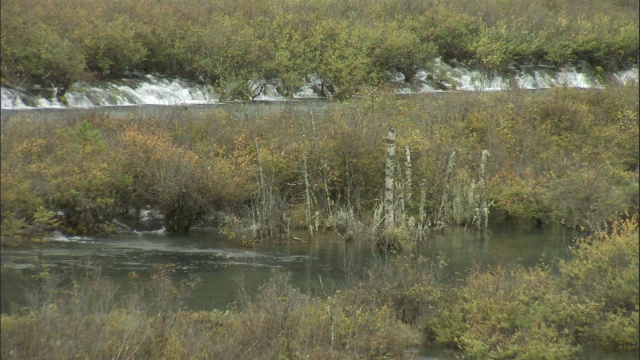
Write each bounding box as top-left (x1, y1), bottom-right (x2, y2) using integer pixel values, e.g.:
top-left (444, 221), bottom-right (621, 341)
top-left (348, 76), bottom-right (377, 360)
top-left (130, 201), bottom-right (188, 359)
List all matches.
top-left (0, 222), bottom-right (572, 313)
top-left (2, 223), bottom-right (638, 360)
top-left (2, 60), bottom-right (637, 111)
top-left (0, 98), bottom-right (336, 124)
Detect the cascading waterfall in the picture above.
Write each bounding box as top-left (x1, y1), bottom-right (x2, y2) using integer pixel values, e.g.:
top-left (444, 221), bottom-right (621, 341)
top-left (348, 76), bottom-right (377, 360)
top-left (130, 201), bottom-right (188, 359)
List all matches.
top-left (2, 62), bottom-right (637, 110)
top-left (2, 75), bottom-right (220, 110)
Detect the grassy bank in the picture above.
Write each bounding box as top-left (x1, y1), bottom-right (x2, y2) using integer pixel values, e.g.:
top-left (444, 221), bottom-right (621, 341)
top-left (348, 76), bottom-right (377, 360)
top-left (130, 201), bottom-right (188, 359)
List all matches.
top-left (1, 0), bottom-right (638, 99)
top-left (1, 218), bottom-right (637, 359)
top-left (1, 85), bottom-right (638, 246)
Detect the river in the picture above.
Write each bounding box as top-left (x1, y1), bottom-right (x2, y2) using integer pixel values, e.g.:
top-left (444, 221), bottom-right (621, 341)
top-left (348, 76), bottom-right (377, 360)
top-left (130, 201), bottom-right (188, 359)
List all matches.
top-left (2, 222), bottom-right (638, 359)
top-left (0, 221), bottom-right (571, 312)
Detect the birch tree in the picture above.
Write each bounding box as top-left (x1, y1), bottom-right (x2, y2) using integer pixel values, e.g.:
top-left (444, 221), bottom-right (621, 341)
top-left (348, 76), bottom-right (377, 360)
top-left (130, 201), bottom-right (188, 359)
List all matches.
top-left (384, 127), bottom-right (396, 228)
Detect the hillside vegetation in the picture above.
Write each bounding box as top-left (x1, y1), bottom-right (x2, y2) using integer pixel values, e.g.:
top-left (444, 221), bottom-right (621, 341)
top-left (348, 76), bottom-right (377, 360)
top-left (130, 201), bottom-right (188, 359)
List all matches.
top-left (1, 0), bottom-right (638, 99)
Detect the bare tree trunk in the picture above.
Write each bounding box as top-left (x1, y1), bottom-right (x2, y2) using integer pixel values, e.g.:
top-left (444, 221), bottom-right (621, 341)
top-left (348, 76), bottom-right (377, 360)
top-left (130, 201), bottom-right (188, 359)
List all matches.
top-left (253, 136), bottom-right (267, 238)
top-left (384, 127), bottom-right (396, 228)
top-left (418, 181), bottom-right (427, 241)
top-left (475, 149), bottom-right (490, 229)
top-left (437, 150), bottom-right (456, 229)
top-left (404, 146), bottom-right (413, 211)
top-left (397, 179), bottom-right (405, 225)
top-left (254, 137), bottom-right (266, 197)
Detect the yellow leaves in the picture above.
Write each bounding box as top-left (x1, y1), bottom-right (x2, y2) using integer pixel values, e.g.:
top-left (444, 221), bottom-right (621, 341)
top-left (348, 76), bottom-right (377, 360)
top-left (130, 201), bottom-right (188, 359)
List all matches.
top-left (13, 137), bottom-right (48, 163)
top-left (230, 134), bottom-right (255, 169)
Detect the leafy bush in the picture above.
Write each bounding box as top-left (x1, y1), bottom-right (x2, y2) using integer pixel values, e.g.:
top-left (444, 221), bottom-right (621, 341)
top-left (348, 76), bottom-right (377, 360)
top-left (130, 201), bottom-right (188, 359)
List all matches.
top-left (79, 16), bottom-right (147, 77)
top-left (1, 20), bottom-right (85, 91)
top-left (557, 217), bottom-right (639, 349)
top-left (1, 86), bottom-right (637, 239)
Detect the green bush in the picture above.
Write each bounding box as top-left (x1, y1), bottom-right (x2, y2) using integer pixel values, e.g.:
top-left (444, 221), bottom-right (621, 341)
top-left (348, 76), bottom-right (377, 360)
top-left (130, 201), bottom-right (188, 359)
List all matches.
top-left (557, 217), bottom-right (639, 349)
top-left (79, 16), bottom-right (147, 77)
top-left (1, 20), bottom-right (85, 91)
top-left (0, 267), bottom-right (418, 360)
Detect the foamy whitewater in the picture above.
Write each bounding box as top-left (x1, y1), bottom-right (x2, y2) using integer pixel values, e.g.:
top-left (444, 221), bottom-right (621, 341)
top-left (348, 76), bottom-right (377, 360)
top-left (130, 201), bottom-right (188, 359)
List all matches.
top-left (2, 61), bottom-right (638, 110)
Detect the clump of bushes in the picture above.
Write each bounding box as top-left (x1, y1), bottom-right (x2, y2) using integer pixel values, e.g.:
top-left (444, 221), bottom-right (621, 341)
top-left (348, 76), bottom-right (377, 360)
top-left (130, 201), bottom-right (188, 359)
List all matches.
top-left (1, 266), bottom-right (418, 359)
top-left (1, 85), bottom-right (638, 245)
top-left (424, 217), bottom-right (639, 358)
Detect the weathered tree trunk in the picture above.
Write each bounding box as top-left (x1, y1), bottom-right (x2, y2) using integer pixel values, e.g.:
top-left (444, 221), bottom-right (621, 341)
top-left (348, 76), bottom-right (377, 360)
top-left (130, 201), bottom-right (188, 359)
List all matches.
top-left (253, 136), bottom-right (268, 238)
top-left (437, 150), bottom-right (456, 229)
top-left (473, 149), bottom-right (490, 229)
top-left (310, 113), bottom-right (333, 222)
top-left (404, 146), bottom-right (413, 211)
top-left (384, 127), bottom-right (396, 228)
top-left (418, 180), bottom-right (427, 241)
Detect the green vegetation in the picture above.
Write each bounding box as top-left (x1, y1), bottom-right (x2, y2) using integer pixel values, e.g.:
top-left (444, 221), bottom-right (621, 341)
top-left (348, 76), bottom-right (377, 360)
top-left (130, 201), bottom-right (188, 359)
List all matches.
top-left (1, 264), bottom-right (419, 360)
top-left (425, 217), bottom-right (639, 358)
top-left (1, 0), bottom-right (638, 99)
top-left (1, 218), bottom-right (637, 359)
top-left (2, 84), bottom-right (638, 245)
top-left (1, 2), bottom-right (637, 357)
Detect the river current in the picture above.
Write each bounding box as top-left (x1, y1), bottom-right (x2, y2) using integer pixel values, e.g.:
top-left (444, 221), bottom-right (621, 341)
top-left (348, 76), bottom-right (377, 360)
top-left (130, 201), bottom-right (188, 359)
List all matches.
top-left (0, 222), bottom-right (570, 312)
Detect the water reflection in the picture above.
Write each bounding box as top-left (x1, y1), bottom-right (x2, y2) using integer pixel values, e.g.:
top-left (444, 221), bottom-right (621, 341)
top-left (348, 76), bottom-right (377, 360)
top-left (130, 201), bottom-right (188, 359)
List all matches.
top-left (1, 223), bottom-right (571, 313)
top-left (3, 224), bottom-right (636, 360)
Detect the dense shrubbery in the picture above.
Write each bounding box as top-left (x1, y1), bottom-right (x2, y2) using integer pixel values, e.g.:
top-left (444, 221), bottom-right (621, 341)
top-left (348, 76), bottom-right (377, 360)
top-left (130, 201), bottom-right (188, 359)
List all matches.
top-left (1, 218), bottom-right (637, 359)
top-left (1, 85), bottom-right (638, 245)
top-left (1, 0), bottom-right (638, 98)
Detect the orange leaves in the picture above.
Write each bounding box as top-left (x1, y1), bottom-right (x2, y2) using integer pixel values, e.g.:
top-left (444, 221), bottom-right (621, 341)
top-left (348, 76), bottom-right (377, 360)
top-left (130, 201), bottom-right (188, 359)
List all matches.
top-left (230, 134), bottom-right (254, 168)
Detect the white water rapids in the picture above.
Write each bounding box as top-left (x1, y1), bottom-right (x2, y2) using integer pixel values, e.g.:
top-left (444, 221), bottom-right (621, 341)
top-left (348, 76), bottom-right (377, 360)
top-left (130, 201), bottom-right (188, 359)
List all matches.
top-left (2, 60), bottom-right (638, 110)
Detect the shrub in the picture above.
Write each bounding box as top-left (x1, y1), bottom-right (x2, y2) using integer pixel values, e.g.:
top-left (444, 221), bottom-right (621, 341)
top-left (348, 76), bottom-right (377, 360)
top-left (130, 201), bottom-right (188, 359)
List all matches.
top-left (425, 218), bottom-right (639, 358)
top-left (557, 217), bottom-right (639, 349)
